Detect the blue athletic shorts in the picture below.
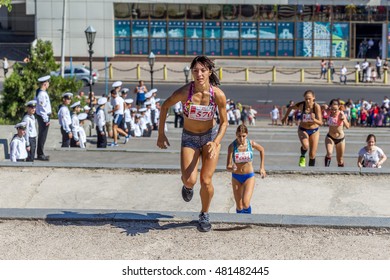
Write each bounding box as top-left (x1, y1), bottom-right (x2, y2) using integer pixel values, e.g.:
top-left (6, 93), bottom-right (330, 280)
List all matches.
top-left (113, 114), bottom-right (123, 125)
top-left (181, 125), bottom-right (218, 150)
top-left (232, 172), bottom-right (255, 184)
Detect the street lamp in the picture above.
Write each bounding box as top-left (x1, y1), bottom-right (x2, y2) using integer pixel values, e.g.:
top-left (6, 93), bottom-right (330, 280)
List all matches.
top-left (183, 66), bottom-right (190, 83)
top-left (84, 25), bottom-right (96, 117)
top-left (148, 52), bottom-right (155, 88)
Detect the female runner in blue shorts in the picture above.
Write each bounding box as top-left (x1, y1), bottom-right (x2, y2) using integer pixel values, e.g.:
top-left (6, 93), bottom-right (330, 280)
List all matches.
top-left (157, 56), bottom-right (228, 232)
top-left (282, 90), bottom-right (322, 167)
top-left (226, 124), bottom-right (266, 214)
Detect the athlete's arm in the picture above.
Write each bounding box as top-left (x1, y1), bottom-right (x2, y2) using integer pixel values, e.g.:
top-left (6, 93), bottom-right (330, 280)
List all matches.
top-left (252, 140), bottom-right (266, 178)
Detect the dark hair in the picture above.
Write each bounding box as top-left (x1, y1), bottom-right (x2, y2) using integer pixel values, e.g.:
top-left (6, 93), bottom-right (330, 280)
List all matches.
top-left (236, 124), bottom-right (248, 135)
top-left (329, 99), bottom-right (339, 106)
top-left (303, 90), bottom-right (315, 98)
top-left (110, 89), bottom-right (117, 95)
top-left (366, 134), bottom-right (376, 143)
top-left (190, 55), bottom-right (220, 86)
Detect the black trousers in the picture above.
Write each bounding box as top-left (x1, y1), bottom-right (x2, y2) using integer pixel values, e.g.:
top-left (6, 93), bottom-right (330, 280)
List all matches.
top-left (151, 109), bottom-right (157, 130)
top-left (174, 112), bottom-right (183, 128)
top-left (60, 127), bottom-right (71, 147)
top-left (96, 127), bottom-right (107, 148)
top-left (27, 137), bottom-right (37, 161)
top-left (36, 115), bottom-right (50, 157)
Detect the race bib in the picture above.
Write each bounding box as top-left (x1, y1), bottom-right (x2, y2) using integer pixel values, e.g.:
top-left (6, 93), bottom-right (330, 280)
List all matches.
top-left (188, 105), bottom-right (214, 121)
top-left (302, 113), bottom-right (313, 122)
top-left (234, 151), bottom-right (251, 163)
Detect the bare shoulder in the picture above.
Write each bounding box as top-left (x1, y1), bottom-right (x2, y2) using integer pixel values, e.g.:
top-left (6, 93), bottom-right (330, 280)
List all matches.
top-left (213, 86), bottom-right (227, 102)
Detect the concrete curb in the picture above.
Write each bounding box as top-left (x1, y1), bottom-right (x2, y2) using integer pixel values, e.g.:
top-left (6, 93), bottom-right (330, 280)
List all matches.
top-left (1, 208), bottom-right (390, 229)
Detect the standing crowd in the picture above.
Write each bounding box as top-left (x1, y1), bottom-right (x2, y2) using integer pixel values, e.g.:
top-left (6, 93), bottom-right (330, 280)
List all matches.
top-left (10, 76), bottom-right (163, 162)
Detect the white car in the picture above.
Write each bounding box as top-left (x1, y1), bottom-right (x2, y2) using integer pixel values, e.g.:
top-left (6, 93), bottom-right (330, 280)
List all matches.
top-left (52, 66), bottom-right (99, 86)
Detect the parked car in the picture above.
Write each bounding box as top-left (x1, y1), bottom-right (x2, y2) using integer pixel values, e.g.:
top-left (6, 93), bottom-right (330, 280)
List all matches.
top-left (51, 65), bottom-right (99, 86)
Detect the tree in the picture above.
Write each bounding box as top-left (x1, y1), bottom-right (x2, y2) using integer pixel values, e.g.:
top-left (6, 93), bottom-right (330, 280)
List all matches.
top-left (0, 0), bottom-right (12, 11)
top-left (0, 39), bottom-right (82, 123)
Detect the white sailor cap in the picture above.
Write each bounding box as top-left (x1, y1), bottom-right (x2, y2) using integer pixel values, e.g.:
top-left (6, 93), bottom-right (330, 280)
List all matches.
top-left (25, 100), bottom-right (37, 107)
top-left (98, 97), bottom-right (107, 105)
top-left (112, 81), bottom-right (122, 88)
top-left (62, 92), bottom-right (73, 99)
top-left (135, 114), bottom-right (141, 118)
top-left (121, 88), bottom-right (129, 94)
top-left (154, 98), bottom-right (161, 103)
top-left (38, 75), bottom-right (51, 83)
top-left (70, 101), bottom-right (81, 108)
top-left (77, 113), bottom-right (88, 121)
top-left (144, 101), bottom-right (151, 106)
top-left (125, 98), bottom-right (134, 104)
top-left (145, 89), bottom-right (157, 98)
top-left (130, 108), bottom-right (137, 112)
top-left (15, 121), bottom-right (27, 129)
top-left (84, 105), bottom-right (91, 111)
top-left (139, 108), bottom-right (147, 112)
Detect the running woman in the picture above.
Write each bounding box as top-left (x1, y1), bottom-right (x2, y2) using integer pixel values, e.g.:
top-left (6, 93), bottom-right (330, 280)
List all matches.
top-left (226, 124), bottom-right (266, 214)
top-left (282, 90), bottom-right (322, 167)
top-left (325, 99), bottom-right (350, 167)
top-left (157, 55), bottom-right (228, 232)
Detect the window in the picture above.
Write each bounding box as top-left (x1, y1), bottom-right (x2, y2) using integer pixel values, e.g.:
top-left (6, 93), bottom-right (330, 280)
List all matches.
top-left (205, 5), bottom-right (221, 20)
top-left (168, 4), bottom-right (186, 19)
top-left (187, 5), bottom-right (203, 20)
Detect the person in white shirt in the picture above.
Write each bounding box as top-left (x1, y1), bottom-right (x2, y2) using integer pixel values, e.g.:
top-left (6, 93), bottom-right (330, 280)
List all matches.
top-left (144, 101), bottom-right (153, 137)
top-left (77, 113), bottom-right (88, 148)
top-left (35, 75), bottom-right (52, 161)
top-left (2, 57), bottom-right (9, 78)
top-left (382, 96), bottom-right (390, 109)
top-left (10, 122), bottom-right (28, 162)
top-left (70, 101), bottom-right (81, 147)
top-left (354, 62), bottom-right (361, 82)
top-left (270, 105), bottom-right (279, 126)
top-left (233, 108), bottom-right (241, 125)
top-left (58, 92), bottom-right (73, 147)
top-left (361, 59), bottom-right (369, 82)
top-left (145, 89), bottom-right (158, 130)
top-left (340, 65), bottom-right (347, 84)
top-left (123, 98), bottom-right (134, 143)
top-left (227, 107), bottom-right (236, 125)
top-left (109, 87), bottom-right (128, 146)
top-left (95, 97), bottom-right (108, 148)
top-left (173, 101), bottom-right (183, 128)
top-left (138, 107), bottom-right (149, 137)
top-left (358, 134), bottom-right (387, 168)
top-left (22, 100), bottom-right (38, 161)
top-left (133, 114), bottom-right (143, 137)
top-left (248, 106), bottom-right (257, 126)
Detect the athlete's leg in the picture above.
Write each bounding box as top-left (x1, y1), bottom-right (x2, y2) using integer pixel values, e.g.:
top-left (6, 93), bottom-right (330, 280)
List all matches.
top-left (325, 136), bottom-right (334, 166)
top-left (231, 177), bottom-right (244, 211)
top-left (241, 176), bottom-right (255, 210)
top-left (336, 140), bottom-right (346, 166)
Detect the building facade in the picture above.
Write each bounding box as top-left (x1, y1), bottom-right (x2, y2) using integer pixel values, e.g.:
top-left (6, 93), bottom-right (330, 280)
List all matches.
top-left (2, 1), bottom-right (390, 59)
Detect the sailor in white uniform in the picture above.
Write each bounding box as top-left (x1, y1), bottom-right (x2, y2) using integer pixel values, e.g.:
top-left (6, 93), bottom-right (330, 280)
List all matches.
top-left (70, 101), bottom-right (81, 147)
top-left (10, 122), bottom-right (28, 162)
top-left (22, 100), bottom-right (38, 161)
top-left (58, 92), bottom-right (73, 147)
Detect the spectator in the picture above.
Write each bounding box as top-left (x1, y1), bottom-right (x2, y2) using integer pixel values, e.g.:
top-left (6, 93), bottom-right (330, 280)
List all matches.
top-left (2, 57), bottom-right (9, 78)
top-left (270, 105), bottom-right (279, 126)
top-left (320, 59), bottom-right (327, 79)
top-left (357, 134), bottom-right (387, 168)
top-left (173, 101), bottom-right (183, 128)
top-left (248, 106), bottom-right (257, 126)
top-left (340, 65), bottom-right (347, 84)
top-left (361, 59), bottom-right (369, 82)
top-left (354, 62), bottom-right (361, 82)
top-left (376, 56), bottom-right (382, 79)
top-left (10, 122), bottom-right (28, 162)
top-left (22, 100), bottom-right (38, 162)
top-left (134, 80), bottom-right (148, 109)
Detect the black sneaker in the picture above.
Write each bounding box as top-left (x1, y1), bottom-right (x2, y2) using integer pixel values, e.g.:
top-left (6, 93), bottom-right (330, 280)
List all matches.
top-left (198, 212), bottom-right (211, 232)
top-left (181, 185), bottom-right (193, 202)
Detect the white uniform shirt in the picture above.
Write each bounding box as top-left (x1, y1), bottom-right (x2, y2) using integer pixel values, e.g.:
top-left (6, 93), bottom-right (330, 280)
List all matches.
top-left (270, 108), bottom-right (279, 120)
top-left (124, 108), bottom-right (131, 122)
top-left (145, 109), bottom-right (152, 124)
top-left (35, 89), bottom-right (52, 122)
top-left (133, 121), bottom-right (142, 137)
top-left (22, 114), bottom-right (37, 146)
top-left (58, 105), bottom-right (72, 133)
top-left (150, 97), bottom-right (157, 110)
top-left (71, 113), bottom-right (80, 141)
top-left (95, 107), bottom-right (106, 131)
top-left (10, 135), bottom-right (28, 162)
top-left (78, 127), bottom-right (86, 148)
top-left (111, 96), bottom-right (124, 115)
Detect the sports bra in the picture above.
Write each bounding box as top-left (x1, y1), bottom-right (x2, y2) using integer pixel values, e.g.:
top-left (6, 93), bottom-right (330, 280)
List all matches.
top-left (327, 111), bottom-right (343, 127)
top-left (182, 82), bottom-right (217, 121)
top-left (300, 101), bottom-right (317, 123)
top-left (233, 139), bottom-right (253, 163)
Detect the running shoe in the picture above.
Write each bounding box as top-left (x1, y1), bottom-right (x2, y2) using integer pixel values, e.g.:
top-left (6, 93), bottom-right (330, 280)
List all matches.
top-left (123, 136), bottom-right (129, 144)
top-left (198, 212), bottom-right (211, 232)
top-left (181, 185), bottom-right (193, 202)
top-left (299, 156), bottom-right (306, 167)
top-left (110, 142), bottom-right (119, 147)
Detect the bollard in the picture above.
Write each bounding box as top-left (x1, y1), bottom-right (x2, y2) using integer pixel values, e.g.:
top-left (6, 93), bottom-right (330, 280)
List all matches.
top-left (109, 63), bottom-right (113, 80)
top-left (245, 68), bottom-right (249, 81)
top-left (136, 64), bottom-right (141, 80)
top-left (300, 68), bottom-right (304, 83)
top-left (163, 64), bottom-right (167, 80)
top-left (355, 70), bottom-right (359, 84)
top-left (327, 68), bottom-right (331, 83)
top-left (384, 70), bottom-right (388, 84)
top-left (219, 67), bottom-right (223, 81)
top-left (272, 66), bottom-right (276, 82)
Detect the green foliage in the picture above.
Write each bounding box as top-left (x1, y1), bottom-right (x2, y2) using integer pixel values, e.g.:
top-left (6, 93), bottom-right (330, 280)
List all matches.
top-left (0, 39), bottom-right (82, 123)
top-left (0, 0), bottom-right (12, 11)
